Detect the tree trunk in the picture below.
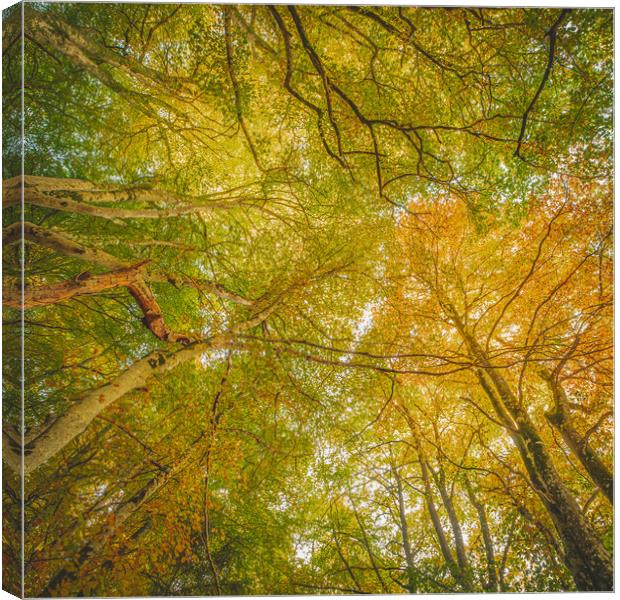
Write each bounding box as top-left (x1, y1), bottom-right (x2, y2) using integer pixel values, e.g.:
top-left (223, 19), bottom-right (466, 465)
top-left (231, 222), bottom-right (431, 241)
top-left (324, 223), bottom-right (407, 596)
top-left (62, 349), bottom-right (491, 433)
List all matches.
top-left (3, 182), bottom-right (244, 220)
top-left (464, 476), bottom-right (498, 592)
top-left (3, 337), bottom-right (231, 476)
top-left (4, 221), bottom-right (128, 270)
top-left (23, 7), bottom-right (203, 128)
top-left (4, 219), bottom-right (249, 342)
top-left (5, 220), bottom-right (253, 306)
top-left (417, 451), bottom-right (462, 587)
top-left (393, 467), bottom-right (417, 593)
top-left (433, 465), bottom-right (473, 591)
top-left (540, 371), bottom-right (613, 504)
top-left (449, 307), bottom-right (613, 591)
top-left (126, 278), bottom-right (192, 344)
top-left (4, 262), bottom-right (146, 309)
top-left (332, 529), bottom-right (364, 593)
top-left (4, 259), bottom-right (191, 342)
top-left (349, 495), bottom-right (389, 592)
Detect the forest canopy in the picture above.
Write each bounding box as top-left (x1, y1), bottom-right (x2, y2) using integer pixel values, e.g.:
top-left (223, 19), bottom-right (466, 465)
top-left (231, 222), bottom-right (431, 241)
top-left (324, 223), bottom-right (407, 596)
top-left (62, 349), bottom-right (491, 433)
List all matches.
top-left (2, 4), bottom-right (613, 596)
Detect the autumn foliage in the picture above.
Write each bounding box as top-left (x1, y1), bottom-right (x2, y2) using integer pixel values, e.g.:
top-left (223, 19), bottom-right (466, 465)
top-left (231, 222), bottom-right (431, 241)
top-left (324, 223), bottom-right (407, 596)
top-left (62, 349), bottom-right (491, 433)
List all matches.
top-left (2, 5), bottom-right (613, 596)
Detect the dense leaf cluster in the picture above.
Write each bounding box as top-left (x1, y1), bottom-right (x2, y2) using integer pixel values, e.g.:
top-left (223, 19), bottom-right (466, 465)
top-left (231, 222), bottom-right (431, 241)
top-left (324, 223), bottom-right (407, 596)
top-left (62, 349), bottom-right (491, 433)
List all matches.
top-left (2, 5), bottom-right (612, 596)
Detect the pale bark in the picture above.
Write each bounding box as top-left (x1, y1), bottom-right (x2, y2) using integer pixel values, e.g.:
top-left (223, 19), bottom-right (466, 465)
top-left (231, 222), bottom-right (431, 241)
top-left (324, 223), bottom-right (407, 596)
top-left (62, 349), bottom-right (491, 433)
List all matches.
top-left (4, 220), bottom-right (251, 342)
top-left (149, 272), bottom-right (253, 307)
top-left (5, 220), bottom-right (253, 307)
top-left (464, 476), bottom-right (498, 592)
top-left (4, 221), bottom-right (127, 270)
top-left (3, 257), bottom-right (191, 342)
top-left (4, 336), bottom-right (231, 476)
top-left (23, 6), bottom-right (204, 128)
top-left (6, 302), bottom-right (275, 476)
top-left (3, 181), bottom-right (248, 220)
top-left (433, 466), bottom-right (473, 591)
top-left (41, 358), bottom-right (234, 596)
top-left (393, 467), bottom-right (417, 593)
top-left (418, 453), bottom-right (460, 583)
top-left (3, 175), bottom-right (231, 206)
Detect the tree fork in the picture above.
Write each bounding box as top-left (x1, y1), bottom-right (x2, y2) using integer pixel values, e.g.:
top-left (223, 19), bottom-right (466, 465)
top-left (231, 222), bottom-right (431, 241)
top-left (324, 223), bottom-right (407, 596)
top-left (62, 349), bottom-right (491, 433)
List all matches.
top-left (447, 305), bottom-right (613, 591)
top-left (4, 222), bottom-right (193, 343)
top-left (540, 370), bottom-right (613, 504)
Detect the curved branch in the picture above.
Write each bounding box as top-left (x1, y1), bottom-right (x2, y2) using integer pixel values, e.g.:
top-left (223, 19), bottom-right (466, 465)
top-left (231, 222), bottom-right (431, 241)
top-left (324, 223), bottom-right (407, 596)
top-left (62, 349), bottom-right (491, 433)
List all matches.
top-left (514, 9), bottom-right (570, 158)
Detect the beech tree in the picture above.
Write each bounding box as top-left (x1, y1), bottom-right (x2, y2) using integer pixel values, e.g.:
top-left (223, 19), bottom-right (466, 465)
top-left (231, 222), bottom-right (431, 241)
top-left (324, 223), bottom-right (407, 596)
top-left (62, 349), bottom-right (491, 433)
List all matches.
top-left (2, 4), bottom-right (612, 596)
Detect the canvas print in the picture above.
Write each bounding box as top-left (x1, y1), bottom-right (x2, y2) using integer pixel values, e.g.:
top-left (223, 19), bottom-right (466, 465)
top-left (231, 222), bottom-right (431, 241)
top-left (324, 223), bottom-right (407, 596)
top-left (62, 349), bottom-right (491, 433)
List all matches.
top-left (2, 3), bottom-right (613, 596)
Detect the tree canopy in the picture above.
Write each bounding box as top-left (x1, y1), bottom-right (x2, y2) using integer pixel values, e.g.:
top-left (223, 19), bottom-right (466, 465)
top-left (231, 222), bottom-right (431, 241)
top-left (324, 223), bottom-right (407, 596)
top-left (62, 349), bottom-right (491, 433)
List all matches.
top-left (2, 4), bottom-right (613, 596)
